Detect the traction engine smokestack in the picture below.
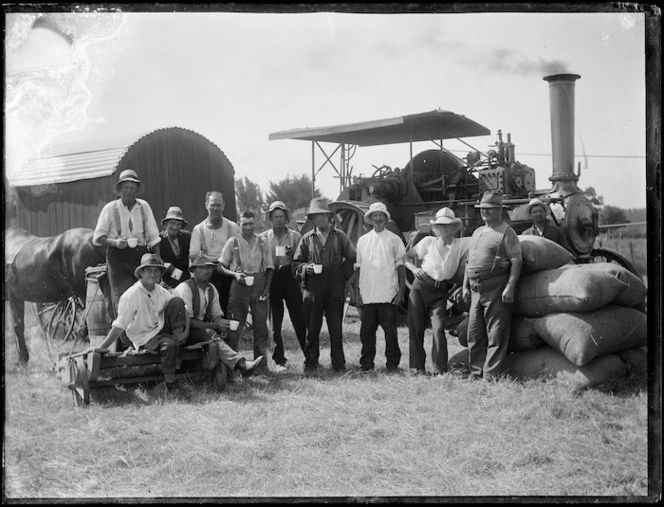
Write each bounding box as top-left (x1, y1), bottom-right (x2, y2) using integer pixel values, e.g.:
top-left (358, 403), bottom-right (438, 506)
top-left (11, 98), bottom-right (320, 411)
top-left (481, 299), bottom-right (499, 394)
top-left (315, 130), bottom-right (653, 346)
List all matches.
top-left (543, 73), bottom-right (581, 195)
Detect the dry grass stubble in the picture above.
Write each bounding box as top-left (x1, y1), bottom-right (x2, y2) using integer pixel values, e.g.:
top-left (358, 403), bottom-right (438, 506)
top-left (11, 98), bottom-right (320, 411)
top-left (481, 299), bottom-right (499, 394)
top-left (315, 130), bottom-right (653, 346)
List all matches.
top-left (3, 303), bottom-right (649, 498)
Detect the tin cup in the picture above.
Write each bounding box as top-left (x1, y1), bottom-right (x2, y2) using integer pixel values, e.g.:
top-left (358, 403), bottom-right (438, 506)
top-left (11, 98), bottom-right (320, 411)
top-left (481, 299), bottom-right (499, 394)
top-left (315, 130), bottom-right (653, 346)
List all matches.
top-left (229, 320), bottom-right (240, 331)
top-left (275, 245), bottom-right (286, 257)
top-left (127, 237), bottom-right (138, 248)
top-left (313, 264), bottom-right (323, 274)
top-left (245, 275), bottom-right (255, 286)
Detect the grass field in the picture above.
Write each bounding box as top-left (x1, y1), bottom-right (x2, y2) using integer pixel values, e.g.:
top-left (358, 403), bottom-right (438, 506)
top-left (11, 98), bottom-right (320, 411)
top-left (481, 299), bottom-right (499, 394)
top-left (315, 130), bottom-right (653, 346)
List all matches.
top-left (3, 302), bottom-right (652, 500)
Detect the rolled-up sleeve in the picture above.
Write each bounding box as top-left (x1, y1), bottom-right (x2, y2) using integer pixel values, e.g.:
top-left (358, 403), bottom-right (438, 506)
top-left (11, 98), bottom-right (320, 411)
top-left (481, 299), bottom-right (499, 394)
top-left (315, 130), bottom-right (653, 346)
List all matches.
top-left (172, 284), bottom-right (195, 318)
top-left (142, 202), bottom-right (161, 248)
top-left (93, 202), bottom-right (114, 246)
top-left (218, 237), bottom-right (234, 267)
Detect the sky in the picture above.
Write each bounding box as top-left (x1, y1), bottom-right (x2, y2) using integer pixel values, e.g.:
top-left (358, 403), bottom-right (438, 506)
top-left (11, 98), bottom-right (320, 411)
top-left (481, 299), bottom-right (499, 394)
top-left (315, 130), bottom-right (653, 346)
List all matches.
top-left (4, 7), bottom-right (649, 210)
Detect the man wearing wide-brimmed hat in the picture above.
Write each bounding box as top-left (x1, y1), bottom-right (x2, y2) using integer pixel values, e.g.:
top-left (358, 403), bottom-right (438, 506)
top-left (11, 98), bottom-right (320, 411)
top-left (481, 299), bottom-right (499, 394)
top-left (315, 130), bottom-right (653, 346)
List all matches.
top-left (402, 207), bottom-right (464, 375)
top-left (172, 254), bottom-right (264, 380)
top-left (462, 190), bottom-right (522, 381)
top-left (189, 191), bottom-right (241, 316)
top-left (259, 200), bottom-right (307, 368)
top-left (293, 197), bottom-right (356, 373)
top-left (353, 201), bottom-right (406, 373)
top-left (94, 253), bottom-right (190, 396)
top-left (159, 206), bottom-right (192, 289)
top-left (93, 169), bottom-right (162, 316)
top-left (521, 198), bottom-right (571, 251)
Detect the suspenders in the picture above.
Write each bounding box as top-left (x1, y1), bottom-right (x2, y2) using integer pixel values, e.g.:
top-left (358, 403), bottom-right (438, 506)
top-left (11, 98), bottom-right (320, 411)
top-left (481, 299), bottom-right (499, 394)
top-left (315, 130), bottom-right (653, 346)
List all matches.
top-left (113, 200), bottom-right (147, 244)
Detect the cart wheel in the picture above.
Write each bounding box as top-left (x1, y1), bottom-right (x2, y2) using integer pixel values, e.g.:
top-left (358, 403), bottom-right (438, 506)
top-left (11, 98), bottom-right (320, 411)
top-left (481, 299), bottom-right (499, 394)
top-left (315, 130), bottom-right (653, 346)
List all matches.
top-left (36, 297), bottom-right (85, 342)
top-left (213, 362), bottom-right (229, 392)
top-left (69, 356), bottom-right (90, 407)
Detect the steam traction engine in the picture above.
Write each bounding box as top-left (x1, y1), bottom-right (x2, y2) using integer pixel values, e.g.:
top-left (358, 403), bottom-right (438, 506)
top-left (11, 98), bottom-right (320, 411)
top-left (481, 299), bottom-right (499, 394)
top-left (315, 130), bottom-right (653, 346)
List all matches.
top-left (269, 73), bottom-right (636, 273)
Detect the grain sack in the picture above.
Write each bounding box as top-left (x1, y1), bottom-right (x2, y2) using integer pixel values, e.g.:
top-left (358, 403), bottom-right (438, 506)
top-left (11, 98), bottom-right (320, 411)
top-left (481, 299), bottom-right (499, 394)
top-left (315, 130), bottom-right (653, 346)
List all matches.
top-left (518, 235), bottom-right (575, 274)
top-left (515, 266), bottom-right (627, 316)
top-left (561, 262), bottom-right (646, 311)
top-left (505, 346), bottom-right (627, 388)
top-left (454, 315), bottom-right (545, 351)
top-left (531, 305), bottom-right (647, 366)
top-left (618, 346), bottom-right (647, 373)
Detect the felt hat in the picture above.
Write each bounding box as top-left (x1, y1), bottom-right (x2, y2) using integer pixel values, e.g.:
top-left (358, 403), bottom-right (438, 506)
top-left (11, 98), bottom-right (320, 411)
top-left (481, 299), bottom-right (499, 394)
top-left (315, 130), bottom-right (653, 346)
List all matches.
top-left (307, 197), bottom-right (334, 218)
top-left (134, 253), bottom-right (167, 279)
top-left (161, 206), bottom-right (188, 226)
top-left (114, 169), bottom-right (145, 197)
top-left (474, 190), bottom-right (506, 209)
top-left (363, 202), bottom-right (391, 224)
top-left (266, 200), bottom-right (291, 222)
top-left (189, 254), bottom-right (217, 273)
top-left (430, 207), bottom-right (462, 227)
top-left (526, 198), bottom-right (548, 214)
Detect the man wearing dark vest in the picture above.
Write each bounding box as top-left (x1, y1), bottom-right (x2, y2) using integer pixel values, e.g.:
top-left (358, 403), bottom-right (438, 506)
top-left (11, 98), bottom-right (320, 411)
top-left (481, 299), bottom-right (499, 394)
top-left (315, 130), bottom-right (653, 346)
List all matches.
top-left (172, 254), bottom-right (263, 379)
top-left (159, 206), bottom-right (192, 289)
top-left (292, 198), bottom-right (356, 374)
top-left (189, 191), bottom-right (241, 315)
top-left (462, 191), bottom-right (523, 380)
top-left (93, 169), bottom-right (161, 316)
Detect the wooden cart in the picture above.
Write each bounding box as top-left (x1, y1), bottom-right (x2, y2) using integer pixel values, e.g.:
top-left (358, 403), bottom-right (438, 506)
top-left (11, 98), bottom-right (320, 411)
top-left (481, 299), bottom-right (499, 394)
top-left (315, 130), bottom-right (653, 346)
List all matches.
top-left (56, 336), bottom-right (231, 406)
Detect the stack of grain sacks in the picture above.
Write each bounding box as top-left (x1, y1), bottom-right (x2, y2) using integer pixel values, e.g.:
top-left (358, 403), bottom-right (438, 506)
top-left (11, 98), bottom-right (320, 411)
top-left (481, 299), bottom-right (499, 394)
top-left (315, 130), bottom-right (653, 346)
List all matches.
top-left (449, 236), bottom-right (647, 388)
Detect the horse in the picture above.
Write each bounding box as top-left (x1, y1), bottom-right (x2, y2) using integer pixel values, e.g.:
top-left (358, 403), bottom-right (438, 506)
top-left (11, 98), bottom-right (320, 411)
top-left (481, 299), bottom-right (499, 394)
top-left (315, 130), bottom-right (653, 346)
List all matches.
top-left (6, 227), bottom-right (109, 363)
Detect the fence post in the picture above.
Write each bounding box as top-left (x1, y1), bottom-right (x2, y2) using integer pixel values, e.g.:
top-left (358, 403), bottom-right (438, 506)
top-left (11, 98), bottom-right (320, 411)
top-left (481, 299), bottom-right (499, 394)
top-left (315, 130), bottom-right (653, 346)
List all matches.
top-left (629, 241), bottom-right (634, 264)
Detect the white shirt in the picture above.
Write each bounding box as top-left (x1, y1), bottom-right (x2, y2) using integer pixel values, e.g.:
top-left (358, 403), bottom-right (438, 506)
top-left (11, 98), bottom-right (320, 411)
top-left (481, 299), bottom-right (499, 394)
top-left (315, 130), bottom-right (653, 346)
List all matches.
top-left (413, 236), bottom-right (463, 282)
top-left (93, 198), bottom-right (161, 248)
top-left (259, 228), bottom-right (301, 269)
top-left (112, 281), bottom-right (174, 348)
top-left (355, 229), bottom-right (406, 304)
top-left (189, 218), bottom-right (241, 261)
top-left (173, 281), bottom-right (223, 321)
top-left (219, 233), bottom-right (274, 273)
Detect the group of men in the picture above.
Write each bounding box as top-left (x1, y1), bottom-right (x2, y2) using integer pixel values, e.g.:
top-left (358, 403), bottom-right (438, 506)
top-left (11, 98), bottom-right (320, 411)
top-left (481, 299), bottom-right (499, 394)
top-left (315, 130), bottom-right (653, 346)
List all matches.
top-left (91, 167), bottom-right (571, 393)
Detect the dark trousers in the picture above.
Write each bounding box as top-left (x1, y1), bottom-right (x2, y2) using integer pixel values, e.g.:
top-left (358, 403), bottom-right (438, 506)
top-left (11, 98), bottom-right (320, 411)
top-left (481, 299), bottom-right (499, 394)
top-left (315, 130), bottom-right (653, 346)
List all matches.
top-left (359, 303), bottom-right (400, 370)
top-left (210, 270), bottom-right (232, 317)
top-left (106, 245), bottom-right (149, 317)
top-left (467, 274), bottom-right (512, 379)
top-left (302, 283), bottom-right (346, 370)
top-left (407, 277), bottom-right (449, 373)
top-left (142, 297), bottom-right (187, 383)
top-left (227, 273), bottom-right (269, 372)
top-left (269, 267), bottom-right (307, 365)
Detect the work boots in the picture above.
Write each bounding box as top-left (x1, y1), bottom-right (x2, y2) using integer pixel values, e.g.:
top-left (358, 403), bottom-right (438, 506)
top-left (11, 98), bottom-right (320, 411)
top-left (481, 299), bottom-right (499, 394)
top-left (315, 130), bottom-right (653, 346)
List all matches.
top-left (236, 356), bottom-right (264, 378)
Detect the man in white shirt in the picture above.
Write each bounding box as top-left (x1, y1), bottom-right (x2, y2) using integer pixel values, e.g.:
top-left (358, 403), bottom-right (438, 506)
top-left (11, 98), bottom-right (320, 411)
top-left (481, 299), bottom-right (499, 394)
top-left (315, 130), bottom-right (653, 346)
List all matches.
top-left (189, 191), bottom-right (241, 315)
top-left (93, 169), bottom-right (161, 316)
top-left (403, 208), bottom-right (464, 375)
top-left (94, 254), bottom-right (189, 395)
top-left (173, 254), bottom-right (264, 379)
top-left (353, 202), bottom-right (406, 372)
top-left (219, 211), bottom-right (274, 374)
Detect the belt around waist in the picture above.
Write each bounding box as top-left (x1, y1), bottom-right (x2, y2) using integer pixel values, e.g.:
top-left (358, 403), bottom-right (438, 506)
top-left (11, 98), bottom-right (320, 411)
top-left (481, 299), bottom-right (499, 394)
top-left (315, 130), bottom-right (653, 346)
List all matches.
top-left (468, 269), bottom-right (509, 282)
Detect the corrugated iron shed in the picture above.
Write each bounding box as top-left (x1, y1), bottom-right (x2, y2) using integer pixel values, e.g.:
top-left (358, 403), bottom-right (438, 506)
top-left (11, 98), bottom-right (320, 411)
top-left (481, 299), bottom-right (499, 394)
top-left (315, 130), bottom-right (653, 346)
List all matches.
top-left (269, 109), bottom-right (491, 146)
top-left (10, 127), bottom-right (236, 237)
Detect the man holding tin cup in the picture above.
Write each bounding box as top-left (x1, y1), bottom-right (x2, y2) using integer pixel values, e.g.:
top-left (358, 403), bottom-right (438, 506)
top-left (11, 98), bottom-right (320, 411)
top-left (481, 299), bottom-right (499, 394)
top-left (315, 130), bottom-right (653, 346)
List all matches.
top-left (259, 201), bottom-right (307, 368)
top-left (93, 169), bottom-right (161, 317)
top-left (219, 210), bottom-right (274, 375)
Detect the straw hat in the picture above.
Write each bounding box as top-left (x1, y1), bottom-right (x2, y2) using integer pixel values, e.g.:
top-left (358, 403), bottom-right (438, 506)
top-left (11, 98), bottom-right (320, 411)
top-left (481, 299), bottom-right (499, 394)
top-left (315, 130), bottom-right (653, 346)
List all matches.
top-left (161, 206), bottom-right (188, 226)
top-left (189, 254), bottom-right (217, 273)
top-left (474, 190), bottom-right (506, 209)
top-left (307, 197), bottom-right (334, 218)
top-left (430, 207), bottom-right (462, 227)
top-left (134, 253), bottom-right (167, 279)
top-left (113, 169), bottom-right (145, 197)
top-left (363, 202), bottom-right (391, 224)
top-left (266, 200), bottom-right (291, 222)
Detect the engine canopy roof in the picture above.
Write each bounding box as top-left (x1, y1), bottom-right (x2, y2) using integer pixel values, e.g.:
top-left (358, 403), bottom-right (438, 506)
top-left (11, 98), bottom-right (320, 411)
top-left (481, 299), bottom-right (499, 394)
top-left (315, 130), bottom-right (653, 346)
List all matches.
top-left (269, 109), bottom-right (491, 146)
